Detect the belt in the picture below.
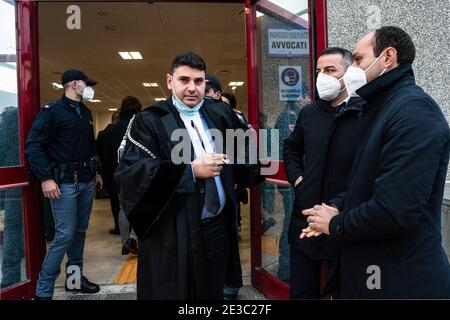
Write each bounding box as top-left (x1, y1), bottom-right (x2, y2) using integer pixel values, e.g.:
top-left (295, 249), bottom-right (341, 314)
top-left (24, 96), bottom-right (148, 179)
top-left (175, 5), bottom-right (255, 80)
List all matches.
top-left (51, 160), bottom-right (91, 169)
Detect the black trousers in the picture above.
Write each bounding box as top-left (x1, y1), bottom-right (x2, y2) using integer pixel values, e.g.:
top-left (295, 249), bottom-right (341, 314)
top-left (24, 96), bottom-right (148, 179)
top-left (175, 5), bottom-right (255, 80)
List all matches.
top-left (201, 213), bottom-right (229, 299)
top-left (290, 246), bottom-right (322, 299)
top-left (107, 187), bottom-right (120, 230)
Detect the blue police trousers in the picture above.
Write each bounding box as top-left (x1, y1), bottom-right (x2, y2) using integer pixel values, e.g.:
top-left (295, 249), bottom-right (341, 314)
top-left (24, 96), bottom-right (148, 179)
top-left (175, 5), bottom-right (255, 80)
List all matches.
top-left (35, 180), bottom-right (94, 298)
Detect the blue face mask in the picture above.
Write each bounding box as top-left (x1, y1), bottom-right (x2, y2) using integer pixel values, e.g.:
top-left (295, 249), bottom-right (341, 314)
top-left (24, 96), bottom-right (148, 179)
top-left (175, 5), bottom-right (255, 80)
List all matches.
top-left (172, 94), bottom-right (204, 116)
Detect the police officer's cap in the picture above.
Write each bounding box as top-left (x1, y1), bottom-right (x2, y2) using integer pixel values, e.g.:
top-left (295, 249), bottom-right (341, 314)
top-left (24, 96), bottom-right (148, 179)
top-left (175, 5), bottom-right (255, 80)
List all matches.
top-left (61, 69), bottom-right (97, 86)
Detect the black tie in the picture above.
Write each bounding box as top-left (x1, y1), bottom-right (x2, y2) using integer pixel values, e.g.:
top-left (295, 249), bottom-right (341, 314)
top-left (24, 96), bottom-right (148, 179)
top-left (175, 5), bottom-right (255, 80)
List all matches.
top-left (191, 120), bottom-right (220, 215)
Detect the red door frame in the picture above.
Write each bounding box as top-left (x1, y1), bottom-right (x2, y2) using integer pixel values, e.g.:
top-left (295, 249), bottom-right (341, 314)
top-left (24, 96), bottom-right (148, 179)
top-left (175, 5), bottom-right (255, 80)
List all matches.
top-left (0, 0), bottom-right (45, 300)
top-left (245, 0), bottom-right (328, 299)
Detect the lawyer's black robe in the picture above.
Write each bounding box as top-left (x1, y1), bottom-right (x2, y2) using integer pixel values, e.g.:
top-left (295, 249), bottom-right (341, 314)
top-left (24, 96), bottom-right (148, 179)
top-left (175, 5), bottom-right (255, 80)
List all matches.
top-left (114, 98), bottom-right (260, 299)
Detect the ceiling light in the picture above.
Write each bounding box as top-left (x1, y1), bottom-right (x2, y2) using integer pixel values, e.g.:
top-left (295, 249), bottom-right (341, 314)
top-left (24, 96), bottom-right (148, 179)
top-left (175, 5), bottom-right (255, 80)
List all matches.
top-left (143, 82), bottom-right (158, 88)
top-left (88, 99), bottom-right (102, 103)
top-left (51, 82), bottom-right (63, 89)
top-left (154, 98), bottom-right (165, 101)
top-left (118, 52), bottom-right (132, 60)
top-left (235, 82), bottom-right (244, 86)
top-left (229, 82), bottom-right (237, 86)
top-left (108, 108), bottom-right (118, 111)
top-left (231, 86), bottom-right (237, 90)
top-left (129, 52), bottom-right (143, 59)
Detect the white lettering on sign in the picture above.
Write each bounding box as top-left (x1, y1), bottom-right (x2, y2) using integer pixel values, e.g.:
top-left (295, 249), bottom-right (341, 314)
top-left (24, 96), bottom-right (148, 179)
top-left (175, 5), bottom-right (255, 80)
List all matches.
top-left (268, 29), bottom-right (309, 56)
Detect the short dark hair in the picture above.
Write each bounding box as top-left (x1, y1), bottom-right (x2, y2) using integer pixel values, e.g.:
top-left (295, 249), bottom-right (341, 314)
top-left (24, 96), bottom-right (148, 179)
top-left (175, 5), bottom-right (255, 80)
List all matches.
top-left (373, 26), bottom-right (416, 65)
top-left (205, 74), bottom-right (222, 93)
top-left (120, 96), bottom-right (142, 116)
top-left (319, 47), bottom-right (353, 68)
top-left (221, 92), bottom-right (236, 108)
top-left (111, 111), bottom-right (120, 123)
top-left (170, 51), bottom-right (206, 74)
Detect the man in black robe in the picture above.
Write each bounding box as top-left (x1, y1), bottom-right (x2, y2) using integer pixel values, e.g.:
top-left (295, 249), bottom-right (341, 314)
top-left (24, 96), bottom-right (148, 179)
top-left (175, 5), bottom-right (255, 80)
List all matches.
top-left (115, 52), bottom-right (260, 299)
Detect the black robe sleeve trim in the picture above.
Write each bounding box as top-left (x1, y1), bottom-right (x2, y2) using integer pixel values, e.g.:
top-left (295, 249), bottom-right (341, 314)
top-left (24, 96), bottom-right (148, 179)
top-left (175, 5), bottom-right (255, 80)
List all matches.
top-left (115, 111), bottom-right (187, 239)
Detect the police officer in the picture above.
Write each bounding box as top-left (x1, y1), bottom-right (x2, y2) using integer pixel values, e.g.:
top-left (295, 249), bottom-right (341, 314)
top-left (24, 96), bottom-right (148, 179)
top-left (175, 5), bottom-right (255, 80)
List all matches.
top-left (25, 69), bottom-right (103, 299)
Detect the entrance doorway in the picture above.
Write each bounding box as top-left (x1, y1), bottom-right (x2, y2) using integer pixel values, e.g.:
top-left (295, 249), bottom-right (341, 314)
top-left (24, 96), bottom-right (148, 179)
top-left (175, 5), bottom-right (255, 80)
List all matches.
top-left (1, 0), bottom-right (327, 300)
top-left (37, 1), bottom-right (250, 298)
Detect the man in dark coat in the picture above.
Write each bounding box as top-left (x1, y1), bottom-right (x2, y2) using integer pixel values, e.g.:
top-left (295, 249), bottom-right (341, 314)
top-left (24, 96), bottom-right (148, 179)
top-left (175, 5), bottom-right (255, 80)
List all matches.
top-left (97, 96), bottom-right (142, 254)
top-left (114, 52), bottom-right (260, 299)
top-left (97, 111), bottom-right (120, 234)
top-left (284, 47), bottom-right (367, 298)
top-left (302, 26), bottom-right (450, 299)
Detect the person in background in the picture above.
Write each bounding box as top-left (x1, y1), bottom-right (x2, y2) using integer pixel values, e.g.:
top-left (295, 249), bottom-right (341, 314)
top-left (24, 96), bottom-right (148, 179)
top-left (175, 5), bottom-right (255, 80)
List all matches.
top-left (25, 69), bottom-right (102, 299)
top-left (99, 96), bottom-right (142, 255)
top-left (220, 91), bottom-right (249, 300)
top-left (97, 111), bottom-right (120, 235)
top-left (205, 74), bottom-right (222, 102)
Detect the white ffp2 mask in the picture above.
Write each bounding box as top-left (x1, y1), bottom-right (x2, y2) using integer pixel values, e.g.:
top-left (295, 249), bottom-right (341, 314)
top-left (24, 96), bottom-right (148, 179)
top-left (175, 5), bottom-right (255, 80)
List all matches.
top-left (343, 51), bottom-right (388, 96)
top-left (316, 73), bottom-right (344, 101)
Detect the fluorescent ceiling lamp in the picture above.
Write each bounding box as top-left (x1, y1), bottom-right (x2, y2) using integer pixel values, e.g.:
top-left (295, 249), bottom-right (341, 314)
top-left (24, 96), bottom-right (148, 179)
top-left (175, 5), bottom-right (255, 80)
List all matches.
top-left (108, 108), bottom-right (118, 111)
top-left (52, 82), bottom-right (63, 89)
top-left (235, 82), bottom-right (244, 86)
top-left (129, 52), bottom-right (143, 59)
top-left (143, 82), bottom-right (158, 87)
top-left (154, 98), bottom-right (165, 101)
top-left (88, 99), bottom-right (102, 103)
top-left (231, 86), bottom-right (237, 90)
top-left (229, 82), bottom-right (237, 86)
top-left (118, 52), bottom-right (132, 60)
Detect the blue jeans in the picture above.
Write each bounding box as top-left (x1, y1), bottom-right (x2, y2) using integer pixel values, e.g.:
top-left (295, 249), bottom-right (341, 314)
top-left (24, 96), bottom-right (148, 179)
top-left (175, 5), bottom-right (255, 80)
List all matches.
top-left (35, 181), bottom-right (94, 297)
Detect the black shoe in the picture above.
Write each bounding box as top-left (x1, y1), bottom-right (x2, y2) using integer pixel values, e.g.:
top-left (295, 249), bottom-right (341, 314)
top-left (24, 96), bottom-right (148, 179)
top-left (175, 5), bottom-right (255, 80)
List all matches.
top-left (65, 276), bottom-right (100, 294)
top-left (122, 238), bottom-right (138, 255)
top-left (109, 228), bottom-right (120, 235)
top-left (34, 295), bottom-right (52, 300)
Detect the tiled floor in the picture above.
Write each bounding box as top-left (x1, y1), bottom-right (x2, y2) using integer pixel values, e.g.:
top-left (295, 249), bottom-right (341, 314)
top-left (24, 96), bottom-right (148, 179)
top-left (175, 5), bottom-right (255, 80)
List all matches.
top-left (54, 199), bottom-right (266, 300)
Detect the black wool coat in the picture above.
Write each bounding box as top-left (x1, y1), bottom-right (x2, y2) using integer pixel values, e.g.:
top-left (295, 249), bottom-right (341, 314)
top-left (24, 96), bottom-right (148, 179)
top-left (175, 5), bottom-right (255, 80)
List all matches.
top-left (283, 96), bottom-right (367, 259)
top-left (329, 64), bottom-right (450, 299)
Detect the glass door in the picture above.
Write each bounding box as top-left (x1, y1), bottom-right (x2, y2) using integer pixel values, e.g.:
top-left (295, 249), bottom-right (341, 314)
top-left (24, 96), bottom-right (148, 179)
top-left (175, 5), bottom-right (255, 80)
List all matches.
top-left (0, 0), bottom-right (44, 300)
top-left (245, 0), bottom-right (327, 299)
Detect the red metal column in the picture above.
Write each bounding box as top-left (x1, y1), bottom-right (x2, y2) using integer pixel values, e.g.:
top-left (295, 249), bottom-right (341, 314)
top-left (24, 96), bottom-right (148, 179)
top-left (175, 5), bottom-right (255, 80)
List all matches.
top-left (1, 0), bottom-right (45, 300)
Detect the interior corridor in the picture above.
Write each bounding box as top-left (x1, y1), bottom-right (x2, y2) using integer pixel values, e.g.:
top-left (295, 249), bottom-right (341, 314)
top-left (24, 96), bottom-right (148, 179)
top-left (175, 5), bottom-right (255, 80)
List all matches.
top-left (52, 198), bottom-right (266, 300)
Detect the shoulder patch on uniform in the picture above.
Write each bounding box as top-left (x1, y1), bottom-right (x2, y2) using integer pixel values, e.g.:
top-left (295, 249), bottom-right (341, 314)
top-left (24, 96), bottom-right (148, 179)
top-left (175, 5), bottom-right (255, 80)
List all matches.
top-left (42, 101), bottom-right (58, 110)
